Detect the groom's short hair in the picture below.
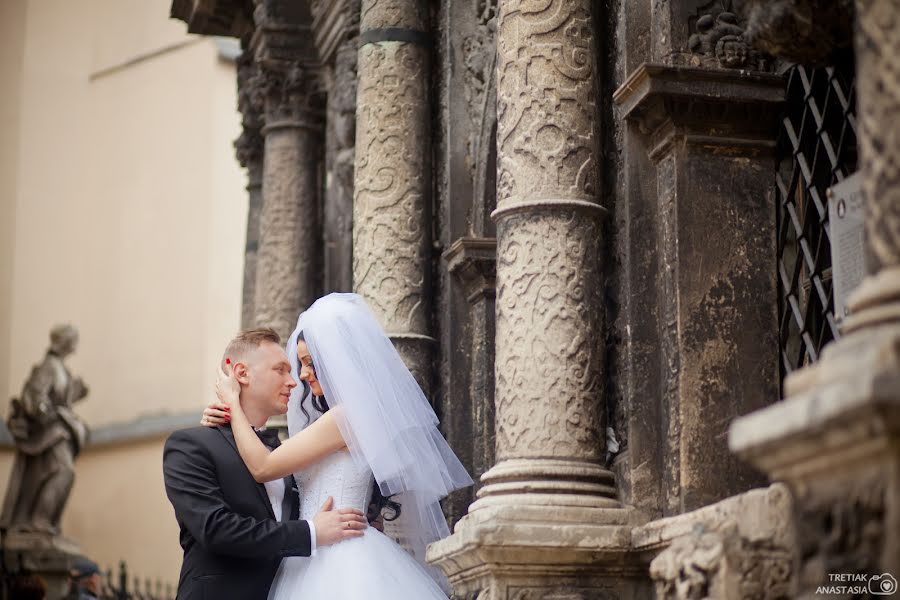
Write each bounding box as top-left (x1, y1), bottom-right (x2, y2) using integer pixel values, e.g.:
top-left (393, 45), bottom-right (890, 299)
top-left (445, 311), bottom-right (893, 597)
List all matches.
top-left (223, 327), bottom-right (281, 368)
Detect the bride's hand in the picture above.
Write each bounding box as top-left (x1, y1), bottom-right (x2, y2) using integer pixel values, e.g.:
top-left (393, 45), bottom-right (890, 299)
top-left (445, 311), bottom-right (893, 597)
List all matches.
top-left (200, 362), bottom-right (238, 427)
top-left (200, 400), bottom-right (230, 427)
top-left (215, 362), bottom-right (241, 410)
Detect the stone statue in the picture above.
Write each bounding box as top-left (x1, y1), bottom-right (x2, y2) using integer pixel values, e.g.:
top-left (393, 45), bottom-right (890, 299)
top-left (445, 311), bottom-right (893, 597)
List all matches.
top-left (0, 324), bottom-right (89, 537)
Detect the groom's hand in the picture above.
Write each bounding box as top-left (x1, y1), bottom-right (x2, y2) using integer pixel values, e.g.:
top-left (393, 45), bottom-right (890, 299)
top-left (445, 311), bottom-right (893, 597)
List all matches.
top-left (312, 496), bottom-right (367, 547)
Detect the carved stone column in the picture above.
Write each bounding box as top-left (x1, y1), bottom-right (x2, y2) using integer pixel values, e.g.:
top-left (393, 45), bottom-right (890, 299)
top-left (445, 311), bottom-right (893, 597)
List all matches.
top-left (235, 47), bottom-right (265, 329)
top-left (429, 2), bottom-right (639, 597)
top-left (352, 0), bottom-right (434, 392)
top-left (731, 3), bottom-right (900, 596)
top-left (251, 2), bottom-right (324, 340)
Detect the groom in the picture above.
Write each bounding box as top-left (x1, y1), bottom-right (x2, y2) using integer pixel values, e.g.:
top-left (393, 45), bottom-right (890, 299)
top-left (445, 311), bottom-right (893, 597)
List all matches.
top-left (163, 328), bottom-right (367, 600)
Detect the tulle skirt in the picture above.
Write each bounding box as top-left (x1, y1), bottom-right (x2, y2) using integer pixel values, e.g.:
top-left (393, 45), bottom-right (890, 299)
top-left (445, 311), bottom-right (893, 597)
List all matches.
top-left (268, 528), bottom-right (447, 599)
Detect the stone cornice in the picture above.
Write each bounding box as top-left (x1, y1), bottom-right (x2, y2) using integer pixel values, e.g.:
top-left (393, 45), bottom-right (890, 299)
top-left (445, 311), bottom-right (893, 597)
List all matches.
top-left (444, 238), bottom-right (497, 304)
top-left (169, 0), bottom-right (254, 38)
top-left (614, 63), bottom-right (785, 156)
top-left (0, 411), bottom-right (204, 450)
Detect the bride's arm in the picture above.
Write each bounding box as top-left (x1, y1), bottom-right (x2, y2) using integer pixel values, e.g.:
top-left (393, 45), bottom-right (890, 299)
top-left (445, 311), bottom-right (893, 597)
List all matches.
top-left (214, 370), bottom-right (346, 483)
top-left (229, 403), bottom-right (346, 483)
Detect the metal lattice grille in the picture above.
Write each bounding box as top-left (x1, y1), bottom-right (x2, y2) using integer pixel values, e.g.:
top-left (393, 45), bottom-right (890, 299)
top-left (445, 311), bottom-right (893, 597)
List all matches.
top-left (777, 55), bottom-right (857, 386)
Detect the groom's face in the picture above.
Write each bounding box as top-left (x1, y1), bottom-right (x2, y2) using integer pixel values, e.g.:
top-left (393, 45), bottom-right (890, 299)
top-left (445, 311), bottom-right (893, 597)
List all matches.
top-left (241, 341), bottom-right (296, 417)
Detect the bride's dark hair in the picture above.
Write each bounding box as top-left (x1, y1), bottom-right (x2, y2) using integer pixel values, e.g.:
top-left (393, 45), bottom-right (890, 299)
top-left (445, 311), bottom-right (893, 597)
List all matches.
top-left (295, 330), bottom-right (401, 522)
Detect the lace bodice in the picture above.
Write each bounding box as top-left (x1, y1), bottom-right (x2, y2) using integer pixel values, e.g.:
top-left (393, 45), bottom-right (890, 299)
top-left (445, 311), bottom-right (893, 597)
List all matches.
top-left (296, 450), bottom-right (374, 520)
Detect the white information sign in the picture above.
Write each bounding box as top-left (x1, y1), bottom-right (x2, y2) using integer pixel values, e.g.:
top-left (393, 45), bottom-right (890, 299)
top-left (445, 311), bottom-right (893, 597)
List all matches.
top-left (827, 172), bottom-right (865, 322)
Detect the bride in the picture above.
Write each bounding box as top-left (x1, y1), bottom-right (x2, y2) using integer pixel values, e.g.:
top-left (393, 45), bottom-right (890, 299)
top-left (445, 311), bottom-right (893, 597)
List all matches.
top-left (204, 293), bottom-right (472, 598)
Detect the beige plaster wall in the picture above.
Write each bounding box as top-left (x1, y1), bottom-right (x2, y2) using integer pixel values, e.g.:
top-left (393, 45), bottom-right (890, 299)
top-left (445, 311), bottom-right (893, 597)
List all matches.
top-left (2, 0), bottom-right (247, 586)
top-left (6, 0), bottom-right (246, 425)
top-left (0, 0), bottom-right (27, 407)
top-left (61, 437), bottom-right (184, 584)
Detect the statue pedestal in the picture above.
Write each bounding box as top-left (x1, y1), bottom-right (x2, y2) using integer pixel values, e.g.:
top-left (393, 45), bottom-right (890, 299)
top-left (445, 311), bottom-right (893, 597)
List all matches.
top-left (2, 530), bottom-right (82, 600)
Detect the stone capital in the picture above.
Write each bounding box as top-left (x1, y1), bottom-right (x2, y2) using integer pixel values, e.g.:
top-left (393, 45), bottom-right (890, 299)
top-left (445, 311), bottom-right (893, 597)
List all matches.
top-left (234, 49), bottom-right (266, 167)
top-left (257, 61), bottom-right (325, 129)
top-left (234, 128), bottom-right (264, 168)
top-left (249, 0), bottom-right (324, 129)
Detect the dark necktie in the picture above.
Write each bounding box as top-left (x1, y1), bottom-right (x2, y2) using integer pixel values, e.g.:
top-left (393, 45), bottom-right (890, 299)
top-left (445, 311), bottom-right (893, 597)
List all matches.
top-left (255, 428), bottom-right (281, 449)
top-left (253, 427), bottom-right (295, 520)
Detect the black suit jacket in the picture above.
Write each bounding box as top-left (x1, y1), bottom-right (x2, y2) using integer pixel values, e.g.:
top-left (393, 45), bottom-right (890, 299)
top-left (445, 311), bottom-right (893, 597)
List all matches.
top-left (163, 426), bottom-right (310, 600)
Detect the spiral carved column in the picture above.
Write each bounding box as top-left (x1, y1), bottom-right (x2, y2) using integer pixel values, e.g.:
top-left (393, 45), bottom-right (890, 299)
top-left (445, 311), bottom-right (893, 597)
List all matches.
top-left (428, 2), bottom-right (636, 597)
top-left (352, 0), bottom-right (435, 395)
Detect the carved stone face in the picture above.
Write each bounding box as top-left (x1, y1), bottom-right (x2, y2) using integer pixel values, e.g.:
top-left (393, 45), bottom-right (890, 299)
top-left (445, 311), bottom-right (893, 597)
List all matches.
top-left (49, 325), bottom-right (78, 357)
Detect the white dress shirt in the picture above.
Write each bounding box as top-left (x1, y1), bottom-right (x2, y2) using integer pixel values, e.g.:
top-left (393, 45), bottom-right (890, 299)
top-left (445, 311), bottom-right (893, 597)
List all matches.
top-left (259, 459), bottom-right (316, 553)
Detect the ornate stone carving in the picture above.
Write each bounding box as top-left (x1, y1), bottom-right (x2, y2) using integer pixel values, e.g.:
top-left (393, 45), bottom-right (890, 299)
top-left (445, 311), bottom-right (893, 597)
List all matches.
top-left (494, 211), bottom-right (603, 461)
top-left (1, 325), bottom-right (89, 537)
top-left (353, 38), bottom-right (430, 335)
top-left (650, 524), bottom-right (792, 600)
top-left (855, 0), bottom-right (900, 273)
top-left (687, 1), bottom-right (771, 71)
top-left (254, 124), bottom-right (322, 339)
top-left (258, 61), bottom-right (324, 126)
top-left (508, 588), bottom-right (615, 600)
top-left (467, 0), bottom-right (617, 513)
top-left (495, 0), bottom-right (599, 209)
top-left (234, 127), bottom-right (263, 169)
top-left (794, 476), bottom-right (885, 591)
top-left (353, 0), bottom-right (434, 393)
top-left (743, 0), bottom-right (854, 66)
top-left (445, 237), bottom-right (496, 303)
top-left (234, 47), bottom-right (265, 168)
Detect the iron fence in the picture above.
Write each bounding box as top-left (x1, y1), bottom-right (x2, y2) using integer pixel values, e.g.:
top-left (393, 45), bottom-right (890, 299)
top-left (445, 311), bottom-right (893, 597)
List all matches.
top-left (0, 555), bottom-right (173, 600)
top-left (98, 561), bottom-right (175, 600)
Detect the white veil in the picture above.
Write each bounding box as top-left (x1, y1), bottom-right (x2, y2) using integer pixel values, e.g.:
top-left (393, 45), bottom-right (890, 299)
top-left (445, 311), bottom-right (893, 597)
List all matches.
top-left (285, 293), bottom-right (472, 587)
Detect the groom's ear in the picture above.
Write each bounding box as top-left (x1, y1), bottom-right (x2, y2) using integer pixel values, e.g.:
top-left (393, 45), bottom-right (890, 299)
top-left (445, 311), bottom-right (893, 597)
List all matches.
top-left (233, 362), bottom-right (251, 385)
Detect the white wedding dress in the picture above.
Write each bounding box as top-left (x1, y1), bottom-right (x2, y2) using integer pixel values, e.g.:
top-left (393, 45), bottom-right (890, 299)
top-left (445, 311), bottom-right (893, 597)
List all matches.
top-left (267, 449), bottom-right (448, 599)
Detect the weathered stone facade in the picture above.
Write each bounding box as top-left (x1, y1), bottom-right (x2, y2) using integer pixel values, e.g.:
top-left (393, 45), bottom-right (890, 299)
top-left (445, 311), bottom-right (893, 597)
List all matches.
top-left (173, 0), bottom-right (900, 597)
